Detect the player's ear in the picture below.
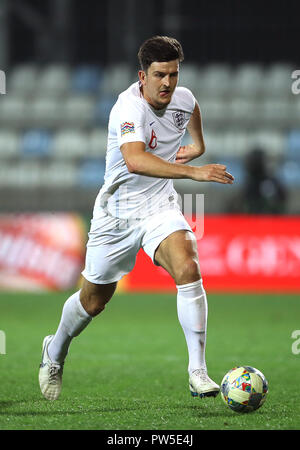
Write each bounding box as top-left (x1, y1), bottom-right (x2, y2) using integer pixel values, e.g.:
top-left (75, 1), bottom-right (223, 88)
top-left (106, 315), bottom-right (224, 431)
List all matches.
top-left (138, 70), bottom-right (146, 85)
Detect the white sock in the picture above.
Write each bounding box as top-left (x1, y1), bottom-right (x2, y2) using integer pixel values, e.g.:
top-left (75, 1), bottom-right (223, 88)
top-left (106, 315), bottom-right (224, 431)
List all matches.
top-left (176, 279), bottom-right (208, 375)
top-left (48, 290), bottom-right (92, 364)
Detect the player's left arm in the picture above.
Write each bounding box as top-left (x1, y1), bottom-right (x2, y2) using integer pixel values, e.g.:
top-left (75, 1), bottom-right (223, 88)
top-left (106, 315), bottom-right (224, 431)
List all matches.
top-left (175, 101), bottom-right (205, 164)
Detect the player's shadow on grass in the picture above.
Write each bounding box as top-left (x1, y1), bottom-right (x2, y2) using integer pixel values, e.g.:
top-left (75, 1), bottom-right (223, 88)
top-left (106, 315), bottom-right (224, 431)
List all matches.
top-left (0, 399), bottom-right (150, 417)
top-left (0, 399), bottom-right (232, 419)
top-left (0, 401), bottom-right (15, 409)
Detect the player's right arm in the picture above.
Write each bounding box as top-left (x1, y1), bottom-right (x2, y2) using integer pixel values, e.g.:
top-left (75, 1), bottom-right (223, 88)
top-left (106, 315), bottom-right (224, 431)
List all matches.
top-left (121, 141), bottom-right (234, 184)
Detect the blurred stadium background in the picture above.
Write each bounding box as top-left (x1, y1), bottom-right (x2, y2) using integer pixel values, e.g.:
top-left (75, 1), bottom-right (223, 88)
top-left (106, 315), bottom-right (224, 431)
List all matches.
top-left (0, 0), bottom-right (300, 293)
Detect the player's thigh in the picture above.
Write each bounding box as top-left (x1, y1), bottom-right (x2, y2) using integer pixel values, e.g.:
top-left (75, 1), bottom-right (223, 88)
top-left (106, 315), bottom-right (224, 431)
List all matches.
top-left (82, 210), bottom-right (140, 287)
top-left (154, 230), bottom-right (201, 285)
top-left (80, 277), bottom-right (117, 316)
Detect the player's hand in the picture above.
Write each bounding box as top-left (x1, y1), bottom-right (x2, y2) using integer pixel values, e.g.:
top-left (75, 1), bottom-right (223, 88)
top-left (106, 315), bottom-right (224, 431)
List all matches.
top-left (191, 164), bottom-right (235, 184)
top-left (175, 144), bottom-right (204, 164)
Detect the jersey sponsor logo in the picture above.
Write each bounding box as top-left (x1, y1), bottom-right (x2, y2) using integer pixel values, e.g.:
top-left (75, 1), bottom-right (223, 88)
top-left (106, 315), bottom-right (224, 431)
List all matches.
top-left (148, 129), bottom-right (157, 149)
top-left (121, 121), bottom-right (135, 136)
top-left (172, 110), bottom-right (186, 129)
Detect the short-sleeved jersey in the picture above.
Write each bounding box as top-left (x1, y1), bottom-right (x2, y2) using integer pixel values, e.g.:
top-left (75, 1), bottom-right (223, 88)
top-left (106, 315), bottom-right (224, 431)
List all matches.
top-left (94, 81), bottom-right (196, 220)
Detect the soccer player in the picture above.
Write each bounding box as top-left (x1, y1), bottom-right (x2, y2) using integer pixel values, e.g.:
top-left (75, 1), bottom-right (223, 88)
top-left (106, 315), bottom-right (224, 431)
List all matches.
top-left (39, 36), bottom-right (234, 401)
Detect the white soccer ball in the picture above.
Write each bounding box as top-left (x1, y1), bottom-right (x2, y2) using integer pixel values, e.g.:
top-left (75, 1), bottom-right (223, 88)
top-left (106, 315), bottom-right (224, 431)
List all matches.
top-left (220, 366), bottom-right (268, 413)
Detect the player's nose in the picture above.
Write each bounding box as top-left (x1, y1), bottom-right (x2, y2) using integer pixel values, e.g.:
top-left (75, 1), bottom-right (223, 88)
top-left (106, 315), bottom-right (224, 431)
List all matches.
top-left (162, 75), bottom-right (170, 87)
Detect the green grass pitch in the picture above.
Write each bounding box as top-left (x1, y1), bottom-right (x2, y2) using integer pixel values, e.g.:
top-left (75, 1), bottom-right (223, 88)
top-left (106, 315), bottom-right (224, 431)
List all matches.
top-left (0, 290), bottom-right (300, 430)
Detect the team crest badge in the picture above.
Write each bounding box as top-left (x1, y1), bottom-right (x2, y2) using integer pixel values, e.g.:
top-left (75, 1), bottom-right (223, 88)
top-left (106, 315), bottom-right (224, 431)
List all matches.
top-left (172, 111), bottom-right (185, 129)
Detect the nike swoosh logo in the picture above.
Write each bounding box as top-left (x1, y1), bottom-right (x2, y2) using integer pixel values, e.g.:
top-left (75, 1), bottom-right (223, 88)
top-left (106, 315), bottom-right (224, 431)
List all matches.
top-left (149, 121), bottom-right (155, 126)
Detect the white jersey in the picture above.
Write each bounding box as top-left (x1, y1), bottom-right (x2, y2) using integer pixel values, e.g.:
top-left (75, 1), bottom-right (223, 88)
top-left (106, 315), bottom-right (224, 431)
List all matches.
top-left (94, 81), bottom-right (196, 220)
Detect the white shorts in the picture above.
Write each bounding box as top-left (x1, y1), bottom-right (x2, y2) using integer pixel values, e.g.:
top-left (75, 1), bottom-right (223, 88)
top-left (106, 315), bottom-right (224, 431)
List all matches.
top-left (81, 207), bottom-right (193, 284)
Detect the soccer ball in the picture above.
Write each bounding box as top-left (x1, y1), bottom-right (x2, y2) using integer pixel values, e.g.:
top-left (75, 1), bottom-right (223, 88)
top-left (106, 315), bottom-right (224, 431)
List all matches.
top-left (220, 366), bottom-right (268, 413)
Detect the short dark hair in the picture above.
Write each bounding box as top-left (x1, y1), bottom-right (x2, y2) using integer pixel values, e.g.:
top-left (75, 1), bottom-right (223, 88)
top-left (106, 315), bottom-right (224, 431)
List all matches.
top-left (138, 36), bottom-right (184, 72)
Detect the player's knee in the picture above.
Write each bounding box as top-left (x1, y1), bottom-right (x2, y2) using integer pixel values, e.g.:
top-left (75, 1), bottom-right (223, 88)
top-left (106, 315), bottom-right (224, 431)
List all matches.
top-left (174, 258), bottom-right (201, 285)
top-left (80, 292), bottom-right (109, 317)
top-left (80, 281), bottom-right (116, 317)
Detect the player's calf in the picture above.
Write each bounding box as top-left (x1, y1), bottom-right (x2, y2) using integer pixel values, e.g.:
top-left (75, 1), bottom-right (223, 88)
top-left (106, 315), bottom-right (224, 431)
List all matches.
top-left (80, 279), bottom-right (117, 317)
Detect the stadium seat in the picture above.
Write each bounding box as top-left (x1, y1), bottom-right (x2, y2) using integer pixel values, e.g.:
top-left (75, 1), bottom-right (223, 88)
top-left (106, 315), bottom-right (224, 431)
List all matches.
top-left (0, 131), bottom-right (20, 158)
top-left (63, 95), bottom-right (96, 126)
top-left (0, 95), bottom-right (27, 127)
top-left (29, 96), bottom-right (62, 128)
top-left (258, 99), bottom-right (292, 127)
top-left (0, 163), bottom-right (11, 187)
top-left (89, 128), bottom-right (108, 157)
top-left (52, 129), bottom-right (88, 159)
top-left (99, 64), bottom-right (135, 95)
top-left (178, 63), bottom-right (201, 93)
top-left (71, 65), bottom-right (102, 93)
top-left (39, 161), bottom-right (77, 187)
top-left (9, 64), bottom-right (38, 96)
top-left (36, 64), bottom-right (70, 96)
top-left (198, 130), bottom-right (224, 157)
top-left (0, 161), bottom-right (42, 187)
top-left (20, 129), bottom-right (53, 158)
top-left (78, 157), bottom-right (106, 188)
top-left (227, 98), bottom-right (257, 125)
top-left (94, 94), bottom-right (117, 126)
top-left (18, 161), bottom-right (42, 187)
top-left (196, 130), bottom-right (223, 157)
top-left (203, 130), bottom-right (251, 158)
top-left (199, 98), bottom-right (229, 124)
top-left (196, 64), bottom-right (232, 99)
top-left (262, 63), bottom-right (293, 98)
top-left (230, 64), bottom-right (264, 98)
top-left (222, 131), bottom-right (251, 157)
